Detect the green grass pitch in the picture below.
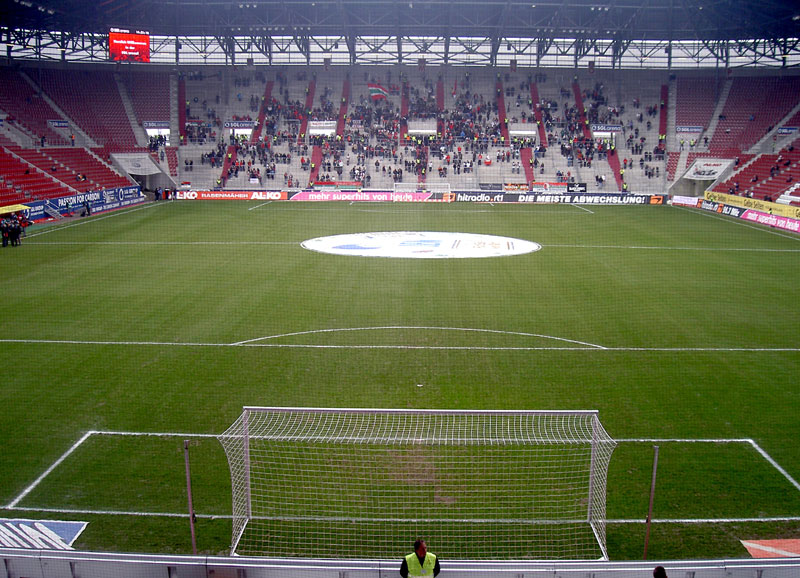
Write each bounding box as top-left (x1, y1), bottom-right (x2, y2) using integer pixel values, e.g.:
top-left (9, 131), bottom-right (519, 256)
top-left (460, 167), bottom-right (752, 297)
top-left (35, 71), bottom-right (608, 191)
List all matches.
top-left (1, 200), bottom-right (798, 559)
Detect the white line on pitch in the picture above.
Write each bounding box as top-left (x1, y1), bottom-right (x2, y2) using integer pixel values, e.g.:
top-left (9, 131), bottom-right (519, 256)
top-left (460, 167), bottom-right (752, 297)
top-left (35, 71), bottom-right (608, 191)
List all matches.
top-left (7, 506), bottom-right (231, 519)
top-left (610, 516), bottom-right (800, 524)
top-left (619, 437), bottom-right (800, 494)
top-left (4, 505), bottom-right (799, 524)
top-left (26, 241), bottom-right (300, 245)
top-left (615, 438), bottom-right (754, 443)
top-left (248, 200), bottom-right (273, 211)
top-left (25, 202), bottom-right (163, 239)
top-left (6, 430), bottom-right (94, 509)
top-left (673, 204), bottom-right (800, 242)
top-left (6, 432), bottom-right (799, 518)
top-left (1, 338), bottom-right (799, 352)
top-left (747, 439), bottom-right (800, 492)
top-left (232, 326), bottom-right (606, 348)
top-left (544, 244), bottom-right (800, 252)
top-left (90, 430), bottom-right (218, 438)
top-left (570, 204), bottom-right (595, 214)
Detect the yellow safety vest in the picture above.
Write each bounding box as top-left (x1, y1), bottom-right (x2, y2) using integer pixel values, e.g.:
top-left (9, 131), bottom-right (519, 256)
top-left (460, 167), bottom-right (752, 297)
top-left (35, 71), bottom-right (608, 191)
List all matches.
top-left (405, 553), bottom-right (436, 577)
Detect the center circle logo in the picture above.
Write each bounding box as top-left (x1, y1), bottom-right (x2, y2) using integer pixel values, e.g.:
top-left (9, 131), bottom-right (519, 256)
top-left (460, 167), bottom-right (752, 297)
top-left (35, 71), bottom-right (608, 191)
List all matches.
top-left (301, 232), bottom-right (541, 259)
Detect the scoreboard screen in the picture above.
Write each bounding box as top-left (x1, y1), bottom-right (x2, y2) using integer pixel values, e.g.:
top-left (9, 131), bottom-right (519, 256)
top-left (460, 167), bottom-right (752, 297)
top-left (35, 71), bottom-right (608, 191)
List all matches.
top-left (109, 28), bottom-right (150, 62)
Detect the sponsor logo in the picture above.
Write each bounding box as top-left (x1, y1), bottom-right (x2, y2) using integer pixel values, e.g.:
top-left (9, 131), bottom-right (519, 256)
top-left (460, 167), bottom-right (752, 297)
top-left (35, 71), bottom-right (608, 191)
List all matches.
top-left (223, 120), bottom-right (256, 129)
top-left (302, 232), bottom-right (541, 259)
top-left (676, 126), bottom-right (704, 133)
top-left (177, 191), bottom-right (288, 201)
top-left (0, 519), bottom-right (87, 550)
top-left (686, 159), bottom-right (731, 180)
top-left (590, 124), bottom-right (623, 132)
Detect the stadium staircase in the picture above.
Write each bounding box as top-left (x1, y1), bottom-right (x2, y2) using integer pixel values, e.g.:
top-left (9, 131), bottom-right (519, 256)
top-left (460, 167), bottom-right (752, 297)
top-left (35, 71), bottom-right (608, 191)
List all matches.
top-left (573, 80), bottom-right (621, 190)
top-left (164, 147), bottom-right (179, 177)
top-left (528, 82), bottom-right (548, 148)
top-left (698, 78), bottom-right (732, 152)
top-left (297, 78), bottom-right (316, 145)
top-left (178, 76), bottom-right (187, 145)
top-left (495, 80), bottom-right (510, 146)
top-left (658, 85), bottom-right (668, 151)
top-left (436, 78), bottom-right (445, 141)
top-left (520, 147), bottom-right (534, 185)
top-left (219, 145), bottom-right (237, 186)
top-left (606, 149), bottom-right (624, 191)
top-left (308, 145), bottom-right (323, 185)
top-left (336, 78), bottom-right (350, 136)
top-left (114, 74), bottom-right (148, 147)
top-left (400, 82), bottom-right (409, 142)
top-left (170, 74), bottom-right (180, 146)
top-left (250, 80), bottom-right (275, 145)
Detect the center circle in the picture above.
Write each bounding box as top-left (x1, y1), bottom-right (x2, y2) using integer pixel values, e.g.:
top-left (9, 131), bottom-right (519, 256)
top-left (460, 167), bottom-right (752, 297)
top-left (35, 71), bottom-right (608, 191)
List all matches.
top-left (301, 232), bottom-right (542, 259)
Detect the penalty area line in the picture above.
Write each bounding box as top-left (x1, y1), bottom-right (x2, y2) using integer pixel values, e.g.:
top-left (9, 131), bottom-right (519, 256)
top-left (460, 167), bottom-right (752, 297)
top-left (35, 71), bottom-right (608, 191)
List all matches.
top-left (6, 430), bottom-right (94, 509)
top-left (8, 506), bottom-right (231, 519)
top-left (3, 430), bottom-right (218, 511)
top-left (6, 433), bottom-right (800, 519)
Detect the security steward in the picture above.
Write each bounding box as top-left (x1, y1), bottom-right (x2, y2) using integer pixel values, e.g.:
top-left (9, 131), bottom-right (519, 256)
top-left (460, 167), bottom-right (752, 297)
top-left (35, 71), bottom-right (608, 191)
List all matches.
top-left (400, 539), bottom-right (440, 577)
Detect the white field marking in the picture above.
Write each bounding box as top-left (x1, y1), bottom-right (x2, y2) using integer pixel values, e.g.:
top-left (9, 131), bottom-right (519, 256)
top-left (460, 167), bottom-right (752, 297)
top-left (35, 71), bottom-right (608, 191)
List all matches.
top-left (610, 517), bottom-right (800, 524)
top-left (545, 244), bottom-right (800, 252)
top-left (24, 241), bottom-right (800, 251)
top-left (1, 338), bottom-right (799, 352)
top-left (741, 540), bottom-right (800, 557)
top-left (247, 200), bottom-right (273, 211)
top-left (90, 430), bottom-right (219, 438)
top-left (7, 506), bottom-right (231, 519)
top-left (618, 437), bottom-right (800, 493)
top-left (26, 241), bottom-right (300, 246)
top-left (570, 203), bottom-right (595, 214)
top-left (6, 430), bottom-right (94, 509)
top-left (747, 438), bottom-right (800, 492)
top-left (615, 438), bottom-right (754, 443)
top-left (231, 326), bottom-right (607, 348)
top-left (673, 204), bottom-right (800, 242)
top-left (5, 432), bottom-right (799, 521)
top-left (25, 202), bottom-right (162, 239)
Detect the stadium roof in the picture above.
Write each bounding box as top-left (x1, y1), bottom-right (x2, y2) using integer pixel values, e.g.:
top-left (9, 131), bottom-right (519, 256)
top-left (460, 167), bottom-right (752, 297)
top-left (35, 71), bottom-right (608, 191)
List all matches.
top-left (3, 0), bottom-right (800, 42)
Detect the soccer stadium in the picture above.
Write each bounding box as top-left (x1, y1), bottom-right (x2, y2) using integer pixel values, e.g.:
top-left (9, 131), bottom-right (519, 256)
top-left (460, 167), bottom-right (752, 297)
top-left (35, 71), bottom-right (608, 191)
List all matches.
top-left (1, 0), bottom-right (799, 576)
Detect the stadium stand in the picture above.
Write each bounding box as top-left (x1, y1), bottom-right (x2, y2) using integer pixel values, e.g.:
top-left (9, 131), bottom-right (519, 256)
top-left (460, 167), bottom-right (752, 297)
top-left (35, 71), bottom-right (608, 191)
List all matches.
top-left (709, 76), bottom-right (800, 153)
top-left (0, 139), bottom-right (73, 202)
top-left (35, 68), bottom-right (139, 149)
top-left (675, 76), bottom-right (721, 130)
top-left (0, 68), bottom-right (69, 147)
top-left (3, 64), bottom-right (800, 201)
top-left (119, 70), bottom-right (171, 125)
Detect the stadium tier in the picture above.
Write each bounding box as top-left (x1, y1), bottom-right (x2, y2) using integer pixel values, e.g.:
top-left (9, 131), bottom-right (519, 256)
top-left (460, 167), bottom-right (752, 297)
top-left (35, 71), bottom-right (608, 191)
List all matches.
top-left (2, 65), bottom-right (800, 204)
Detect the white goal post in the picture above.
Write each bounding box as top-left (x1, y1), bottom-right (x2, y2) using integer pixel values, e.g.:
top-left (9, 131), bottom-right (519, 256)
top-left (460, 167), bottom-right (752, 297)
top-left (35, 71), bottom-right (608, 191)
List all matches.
top-left (218, 407), bottom-right (617, 560)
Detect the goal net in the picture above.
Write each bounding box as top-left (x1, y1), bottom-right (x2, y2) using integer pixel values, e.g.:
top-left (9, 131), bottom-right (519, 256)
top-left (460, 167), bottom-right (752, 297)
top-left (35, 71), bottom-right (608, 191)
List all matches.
top-left (393, 181), bottom-right (451, 195)
top-left (218, 408), bottom-right (616, 560)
